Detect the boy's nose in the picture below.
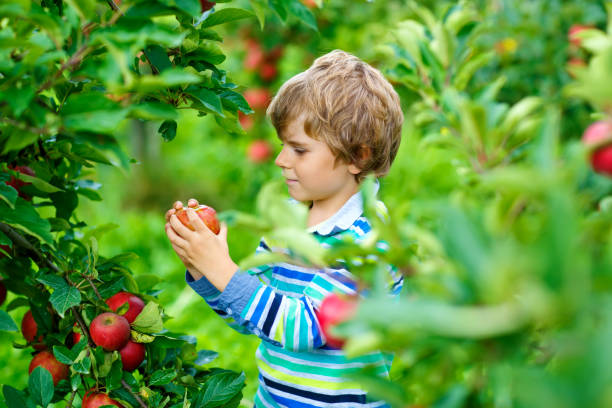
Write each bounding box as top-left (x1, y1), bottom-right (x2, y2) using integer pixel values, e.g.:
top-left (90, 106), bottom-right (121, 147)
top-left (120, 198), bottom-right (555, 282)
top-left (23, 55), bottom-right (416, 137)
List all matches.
top-left (274, 146), bottom-right (289, 168)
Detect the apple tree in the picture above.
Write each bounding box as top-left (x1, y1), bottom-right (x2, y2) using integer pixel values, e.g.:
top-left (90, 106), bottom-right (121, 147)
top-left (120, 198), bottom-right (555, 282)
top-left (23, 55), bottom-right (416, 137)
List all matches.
top-left (0, 0), bottom-right (317, 406)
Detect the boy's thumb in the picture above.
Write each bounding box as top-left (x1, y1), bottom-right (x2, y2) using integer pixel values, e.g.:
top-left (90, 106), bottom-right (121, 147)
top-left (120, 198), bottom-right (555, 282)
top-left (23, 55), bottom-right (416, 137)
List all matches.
top-left (218, 222), bottom-right (228, 241)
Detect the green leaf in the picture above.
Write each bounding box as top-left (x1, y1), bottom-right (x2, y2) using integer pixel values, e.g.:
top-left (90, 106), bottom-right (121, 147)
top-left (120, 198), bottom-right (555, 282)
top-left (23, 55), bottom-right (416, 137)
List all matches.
top-left (131, 302), bottom-right (163, 334)
top-left (129, 102), bottom-right (178, 121)
top-left (13, 173), bottom-right (62, 194)
top-left (3, 385), bottom-right (26, 408)
top-left (28, 367), bottom-right (54, 407)
top-left (72, 355), bottom-right (91, 374)
top-left (249, 0), bottom-right (266, 29)
top-left (144, 44), bottom-right (173, 73)
top-left (131, 331), bottom-right (156, 343)
top-left (0, 183), bottom-right (18, 209)
top-left (149, 369), bottom-right (177, 386)
top-left (200, 371), bottom-right (245, 407)
top-left (49, 284), bottom-right (81, 318)
top-left (187, 87), bottom-right (223, 115)
top-left (220, 91), bottom-right (253, 114)
top-left (37, 274), bottom-right (66, 290)
top-left (194, 350), bottom-right (218, 366)
top-left (288, 1), bottom-right (317, 30)
top-left (174, 0), bottom-right (200, 16)
top-left (53, 345), bottom-right (77, 365)
top-left (0, 198), bottom-right (53, 244)
top-left (0, 310), bottom-right (18, 332)
top-left (159, 120), bottom-right (178, 142)
top-left (201, 8), bottom-right (255, 28)
top-left (1, 129), bottom-right (39, 154)
top-left (136, 68), bottom-right (201, 92)
top-left (135, 274), bottom-right (161, 292)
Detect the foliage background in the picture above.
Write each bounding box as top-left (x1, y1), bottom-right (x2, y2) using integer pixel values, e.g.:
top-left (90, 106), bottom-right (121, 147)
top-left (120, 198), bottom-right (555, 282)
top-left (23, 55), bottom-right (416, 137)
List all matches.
top-left (1, 0), bottom-right (611, 406)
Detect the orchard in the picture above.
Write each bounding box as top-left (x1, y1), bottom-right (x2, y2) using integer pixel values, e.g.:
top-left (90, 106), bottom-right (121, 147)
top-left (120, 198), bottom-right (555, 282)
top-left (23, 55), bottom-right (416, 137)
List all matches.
top-left (0, 1), bottom-right (611, 408)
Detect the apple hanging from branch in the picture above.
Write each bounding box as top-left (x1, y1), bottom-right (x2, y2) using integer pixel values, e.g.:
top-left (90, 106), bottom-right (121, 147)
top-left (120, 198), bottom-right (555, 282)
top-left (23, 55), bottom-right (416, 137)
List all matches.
top-left (89, 312), bottom-right (131, 351)
top-left (106, 292), bottom-right (145, 323)
top-left (582, 120), bottom-right (612, 176)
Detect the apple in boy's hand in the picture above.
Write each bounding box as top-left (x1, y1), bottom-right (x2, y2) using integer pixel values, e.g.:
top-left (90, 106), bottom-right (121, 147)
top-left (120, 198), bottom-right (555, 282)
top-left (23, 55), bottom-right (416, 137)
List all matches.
top-left (106, 292), bottom-right (145, 323)
top-left (582, 120), bottom-right (612, 176)
top-left (21, 310), bottom-right (45, 350)
top-left (29, 350), bottom-right (69, 386)
top-left (200, 0), bottom-right (215, 12)
top-left (176, 205), bottom-right (221, 234)
top-left (119, 340), bottom-right (146, 371)
top-left (89, 312), bottom-right (131, 351)
top-left (315, 293), bottom-right (358, 349)
top-left (83, 391), bottom-right (124, 408)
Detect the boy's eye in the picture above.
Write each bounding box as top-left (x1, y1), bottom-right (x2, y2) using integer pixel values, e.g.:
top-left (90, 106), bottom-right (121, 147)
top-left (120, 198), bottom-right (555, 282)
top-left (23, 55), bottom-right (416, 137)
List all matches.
top-left (294, 148), bottom-right (306, 155)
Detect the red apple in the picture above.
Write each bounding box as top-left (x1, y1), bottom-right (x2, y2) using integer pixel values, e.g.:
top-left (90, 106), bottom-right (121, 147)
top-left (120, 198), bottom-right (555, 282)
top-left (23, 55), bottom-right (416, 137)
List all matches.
top-left (0, 244), bottom-right (10, 258)
top-left (89, 312), bottom-right (130, 351)
top-left (244, 39), bottom-right (264, 70)
top-left (83, 391), bottom-right (123, 408)
top-left (302, 0), bottom-right (317, 8)
top-left (247, 140), bottom-right (273, 163)
top-left (0, 281), bottom-right (6, 306)
top-left (200, 0), bottom-right (215, 12)
top-left (176, 204), bottom-right (221, 234)
top-left (106, 292), bottom-right (145, 323)
top-left (6, 165), bottom-right (35, 200)
top-left (239, 112), bottom-right (255, 131)
top-left (315, 293), bottom-right (358, 349)
top-left (29, 350), bottom-right (69, 386)
top-left (21, 310), bottom-right (45, 350)
top-left (243, 88), bottom-right (271, 111)
top-left (259, 62), bottom-right (278, 82)
top-left (119, 340), bottom-right (146, 372)
top-left (568, 24), bottom-right (592, 47)
top-left (582, 121), bottom-right (612, 176)
top-left (72, 322), bottom-right (83, 346)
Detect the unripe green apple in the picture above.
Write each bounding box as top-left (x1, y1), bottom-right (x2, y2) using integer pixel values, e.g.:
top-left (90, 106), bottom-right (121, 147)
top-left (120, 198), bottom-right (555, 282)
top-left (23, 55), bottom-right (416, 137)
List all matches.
top-left (176, 205), bottom-right (220, 234)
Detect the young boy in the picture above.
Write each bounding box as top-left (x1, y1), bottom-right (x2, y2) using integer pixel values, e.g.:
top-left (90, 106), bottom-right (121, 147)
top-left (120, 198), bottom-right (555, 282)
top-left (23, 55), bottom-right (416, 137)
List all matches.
top-left (165, 50), bottom-right (404, 407)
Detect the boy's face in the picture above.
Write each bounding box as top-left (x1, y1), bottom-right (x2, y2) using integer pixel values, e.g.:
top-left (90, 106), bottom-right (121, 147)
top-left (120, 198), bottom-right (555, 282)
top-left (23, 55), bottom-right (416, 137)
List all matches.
top-left (275, 114), bottom-right (361, 205)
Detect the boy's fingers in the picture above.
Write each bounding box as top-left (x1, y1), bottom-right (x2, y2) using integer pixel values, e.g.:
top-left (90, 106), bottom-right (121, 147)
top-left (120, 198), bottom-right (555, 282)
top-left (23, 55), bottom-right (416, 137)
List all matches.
top-left (173, 201), bottom-right (184, 210)
top-left (218, 222), bottom-right (228, 241)
top-left (188, 198), bottom-right (199, 207)
top-left (168, 216), bottom-right (193, 240)
top-left (165, 208), bottom-right (176, 222)
top-left (186, 208), bottom-right (212, 235)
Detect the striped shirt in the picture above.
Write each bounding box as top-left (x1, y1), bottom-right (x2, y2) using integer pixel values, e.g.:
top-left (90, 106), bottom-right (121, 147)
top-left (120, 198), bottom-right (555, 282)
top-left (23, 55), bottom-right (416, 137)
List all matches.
top-left (186, 187), bottom-right (403, 407)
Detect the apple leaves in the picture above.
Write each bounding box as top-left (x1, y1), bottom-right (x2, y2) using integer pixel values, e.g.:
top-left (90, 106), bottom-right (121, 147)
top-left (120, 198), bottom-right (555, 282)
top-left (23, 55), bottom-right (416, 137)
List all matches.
top-left (28, 367), bottom-right (54, 408)
top-left (37, 274), bottom-right (81, 318)
top-left (131, 301), bottom-right (164, 334)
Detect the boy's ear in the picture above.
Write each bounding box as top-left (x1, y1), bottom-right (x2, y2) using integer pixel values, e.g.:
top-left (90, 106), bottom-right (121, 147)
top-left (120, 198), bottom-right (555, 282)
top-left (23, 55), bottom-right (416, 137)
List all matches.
top-left (348, 144), bottom-right (371, 174)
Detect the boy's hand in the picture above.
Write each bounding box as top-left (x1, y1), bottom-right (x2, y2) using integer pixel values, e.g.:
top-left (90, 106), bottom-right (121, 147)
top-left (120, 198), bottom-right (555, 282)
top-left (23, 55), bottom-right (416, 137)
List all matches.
top-left (164, 199), bottom-right (200, 275)
top-left (166, 205), bottom-right (238, 292)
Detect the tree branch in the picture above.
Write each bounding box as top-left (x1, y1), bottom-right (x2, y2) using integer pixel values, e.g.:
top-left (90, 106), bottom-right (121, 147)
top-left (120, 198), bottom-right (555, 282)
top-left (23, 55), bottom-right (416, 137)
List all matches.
top-left (122, 379), bottom-right (148, 408)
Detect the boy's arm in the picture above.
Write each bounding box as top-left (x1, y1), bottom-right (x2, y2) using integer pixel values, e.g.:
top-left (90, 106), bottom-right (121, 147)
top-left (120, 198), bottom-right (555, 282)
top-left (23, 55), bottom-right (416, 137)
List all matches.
top-left (210, 256), bottom-right (402, 352)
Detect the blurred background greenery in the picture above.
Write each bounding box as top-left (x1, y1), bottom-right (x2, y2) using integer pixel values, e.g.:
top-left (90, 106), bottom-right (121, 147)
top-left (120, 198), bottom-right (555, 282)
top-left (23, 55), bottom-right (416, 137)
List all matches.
top-left (2, 0), bottom-right (611, 405)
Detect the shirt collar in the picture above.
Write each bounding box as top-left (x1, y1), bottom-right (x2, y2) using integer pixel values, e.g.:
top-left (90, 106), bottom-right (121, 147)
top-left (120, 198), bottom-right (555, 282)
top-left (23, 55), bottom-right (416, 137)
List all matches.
top-left (306, 179), bottom-right (380, 236)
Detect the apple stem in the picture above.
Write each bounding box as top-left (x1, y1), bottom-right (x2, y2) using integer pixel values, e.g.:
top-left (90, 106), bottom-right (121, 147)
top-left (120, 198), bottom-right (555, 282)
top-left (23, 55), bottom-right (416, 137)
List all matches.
top-left (122, 379), bottom-right (148, 408)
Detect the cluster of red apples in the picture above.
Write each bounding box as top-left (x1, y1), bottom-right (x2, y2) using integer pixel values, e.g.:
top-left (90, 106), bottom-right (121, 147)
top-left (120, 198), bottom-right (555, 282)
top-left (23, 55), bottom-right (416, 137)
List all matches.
top-left (20, 292), bottom-right (146, 405)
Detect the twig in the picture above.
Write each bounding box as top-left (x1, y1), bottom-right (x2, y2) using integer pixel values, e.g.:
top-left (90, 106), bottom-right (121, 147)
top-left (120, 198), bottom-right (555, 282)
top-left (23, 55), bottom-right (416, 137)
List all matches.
top-left (84, 274), bottom-right (105, 302)
top-left (122, 379), bottom-right (148, 408)
top-left (67, 390), bottom-right (77, 408)
top-left (37, 44), bottom-right (90, 94)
